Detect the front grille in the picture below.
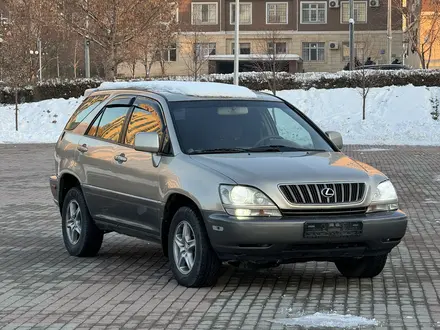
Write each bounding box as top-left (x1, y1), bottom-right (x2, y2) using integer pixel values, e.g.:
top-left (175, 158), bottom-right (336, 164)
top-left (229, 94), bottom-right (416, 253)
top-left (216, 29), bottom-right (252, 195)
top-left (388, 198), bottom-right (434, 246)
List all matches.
top-left (279, 183), bottom-right (366, 205)
top-left (281, 207), bottom-right (368, 217)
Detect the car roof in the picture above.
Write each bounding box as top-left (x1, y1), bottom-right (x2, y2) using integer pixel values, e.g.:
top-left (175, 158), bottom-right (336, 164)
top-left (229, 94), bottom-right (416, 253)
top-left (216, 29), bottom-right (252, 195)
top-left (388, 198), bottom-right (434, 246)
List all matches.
top-left (86, 81), bottom-right (282, 103)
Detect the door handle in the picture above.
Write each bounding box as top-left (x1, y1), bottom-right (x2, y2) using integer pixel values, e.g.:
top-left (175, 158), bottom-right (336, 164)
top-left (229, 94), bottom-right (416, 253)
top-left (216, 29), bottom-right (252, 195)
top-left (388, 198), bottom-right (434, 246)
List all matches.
top-left (77, 144), bottom-right (88, 153)
top-left (114, 153), bottom-right (127, 163)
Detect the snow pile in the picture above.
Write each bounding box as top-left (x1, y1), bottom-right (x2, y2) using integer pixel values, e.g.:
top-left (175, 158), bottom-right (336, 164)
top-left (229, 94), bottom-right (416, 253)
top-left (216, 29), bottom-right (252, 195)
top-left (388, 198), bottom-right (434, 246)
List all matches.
top-left (0, 97), bottom-right (83, 143)
top-left (0, 84), bottom-right (439, 145)
top-left (98, 81), bottom-right (258, 99)
top-left (269, 312), bottom-right (379, 328)
top-left (276, 85), bottom-right (440, 145)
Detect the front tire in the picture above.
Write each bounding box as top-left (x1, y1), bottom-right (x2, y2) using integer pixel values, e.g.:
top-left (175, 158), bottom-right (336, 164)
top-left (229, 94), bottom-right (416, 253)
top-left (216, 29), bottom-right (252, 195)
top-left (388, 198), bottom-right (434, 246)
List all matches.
top-left (335, 254), bottom-right (388, 278)
top-left (168, 206), bottom-right (221, 287)
top-left (61, 187), bottom-right (103, 257)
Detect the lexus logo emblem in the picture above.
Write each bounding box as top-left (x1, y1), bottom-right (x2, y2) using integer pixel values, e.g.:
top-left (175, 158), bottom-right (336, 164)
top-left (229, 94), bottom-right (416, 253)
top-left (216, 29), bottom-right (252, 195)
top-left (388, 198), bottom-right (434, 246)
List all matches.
top-left (321, 188), bottom-right (335, 198)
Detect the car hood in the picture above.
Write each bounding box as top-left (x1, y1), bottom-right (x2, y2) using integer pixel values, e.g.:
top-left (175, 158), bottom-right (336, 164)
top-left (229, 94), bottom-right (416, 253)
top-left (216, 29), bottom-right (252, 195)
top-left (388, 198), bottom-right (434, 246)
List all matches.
top-left (190, 151), bottom-right (386, 186)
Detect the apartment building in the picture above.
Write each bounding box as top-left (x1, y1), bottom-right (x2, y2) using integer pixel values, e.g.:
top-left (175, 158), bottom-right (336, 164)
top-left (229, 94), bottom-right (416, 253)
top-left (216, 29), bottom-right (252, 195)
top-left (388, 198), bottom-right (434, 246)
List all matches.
top-left (404, 0), bottom-right (440, 69)
top-left (119, 0), bottom-right (404, 77)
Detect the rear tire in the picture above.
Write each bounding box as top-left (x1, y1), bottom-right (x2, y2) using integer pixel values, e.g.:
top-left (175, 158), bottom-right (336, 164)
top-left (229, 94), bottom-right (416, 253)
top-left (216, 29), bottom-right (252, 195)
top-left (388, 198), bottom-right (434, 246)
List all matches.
top-left (61, 187), bottom-right (103, 257)
top-left (168, 206), bottom-right (221, 287)
top-left (335, 254), bottom-right (388, 278)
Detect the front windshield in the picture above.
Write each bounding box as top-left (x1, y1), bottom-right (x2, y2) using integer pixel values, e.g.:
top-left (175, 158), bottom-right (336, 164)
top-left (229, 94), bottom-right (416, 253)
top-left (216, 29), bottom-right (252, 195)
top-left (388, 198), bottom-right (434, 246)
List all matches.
top-left (169, 100), bottom-right (333, 154)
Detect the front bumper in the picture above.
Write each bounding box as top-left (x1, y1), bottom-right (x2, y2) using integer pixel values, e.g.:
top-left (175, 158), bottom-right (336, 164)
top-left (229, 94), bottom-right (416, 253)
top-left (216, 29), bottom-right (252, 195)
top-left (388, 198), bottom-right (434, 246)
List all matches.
top-left (49, 175), bottom-right (59, 206)
top-left (204, 210), bottom-right (408, 263)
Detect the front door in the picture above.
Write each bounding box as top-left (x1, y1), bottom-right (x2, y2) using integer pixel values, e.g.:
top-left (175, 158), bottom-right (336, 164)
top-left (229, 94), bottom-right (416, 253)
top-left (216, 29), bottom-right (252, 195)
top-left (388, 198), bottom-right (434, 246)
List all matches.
top-left (107, 96), bottom-right (166, 239)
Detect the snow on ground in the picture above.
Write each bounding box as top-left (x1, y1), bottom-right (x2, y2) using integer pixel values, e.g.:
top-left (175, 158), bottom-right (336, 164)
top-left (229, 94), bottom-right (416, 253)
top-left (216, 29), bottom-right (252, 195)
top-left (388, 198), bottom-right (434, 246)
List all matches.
top-left (268, 312), bottom-right (379, 328)
top-left (0, 84), bottom-right (439, 145)
top-left (0, 97), bottom-right (83, 143)
top-left (276, 85), bottom-right (440, 146)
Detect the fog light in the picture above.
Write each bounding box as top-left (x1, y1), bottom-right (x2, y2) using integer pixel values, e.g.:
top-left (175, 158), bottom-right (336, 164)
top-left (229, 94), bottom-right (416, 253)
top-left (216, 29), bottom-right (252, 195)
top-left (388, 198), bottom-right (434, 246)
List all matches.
top-left (225, 208), bottom-right (282, 218)
top-left (234, 209), bottom-right (252, 217)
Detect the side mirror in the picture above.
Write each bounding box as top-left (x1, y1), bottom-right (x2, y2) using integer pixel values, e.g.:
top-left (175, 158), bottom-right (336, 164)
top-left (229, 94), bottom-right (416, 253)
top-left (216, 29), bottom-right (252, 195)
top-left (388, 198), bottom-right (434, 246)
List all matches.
top-left (134, 132), bottom-right (160, 153)
top-left (325, 131), bottom-right (343, 149)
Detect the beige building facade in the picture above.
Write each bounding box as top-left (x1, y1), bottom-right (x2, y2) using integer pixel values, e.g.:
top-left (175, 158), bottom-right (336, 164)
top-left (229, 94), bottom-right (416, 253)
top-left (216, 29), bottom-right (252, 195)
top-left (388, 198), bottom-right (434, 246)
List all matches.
top-left (118, 0), bottom-right (404, 77)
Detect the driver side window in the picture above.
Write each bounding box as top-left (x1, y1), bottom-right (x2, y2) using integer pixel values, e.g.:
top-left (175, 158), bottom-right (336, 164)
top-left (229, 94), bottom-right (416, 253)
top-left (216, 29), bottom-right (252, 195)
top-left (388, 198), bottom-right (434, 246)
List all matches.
top-left (269, 108), bottom-right (314, 148)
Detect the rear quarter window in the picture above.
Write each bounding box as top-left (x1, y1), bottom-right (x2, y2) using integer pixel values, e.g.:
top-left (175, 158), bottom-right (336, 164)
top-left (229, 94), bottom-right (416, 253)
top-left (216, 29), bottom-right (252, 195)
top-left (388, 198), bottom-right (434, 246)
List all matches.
top-left (65, 94), bottom-right (109, 133)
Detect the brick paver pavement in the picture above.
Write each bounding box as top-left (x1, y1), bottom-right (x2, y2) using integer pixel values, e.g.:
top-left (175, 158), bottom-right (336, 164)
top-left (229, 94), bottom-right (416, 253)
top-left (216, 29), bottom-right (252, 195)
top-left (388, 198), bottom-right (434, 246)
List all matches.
top-left (0, 144), bottom-right (440, 330)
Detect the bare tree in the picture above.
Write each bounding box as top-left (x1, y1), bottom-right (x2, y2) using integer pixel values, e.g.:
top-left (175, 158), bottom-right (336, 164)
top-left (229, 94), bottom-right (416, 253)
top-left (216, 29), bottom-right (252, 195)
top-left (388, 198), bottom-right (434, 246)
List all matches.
top-left (352, 35), bottom-right (378, 120)
top-left (2, 1), bottom-right (38, 130)
top-left (135, 12), bottom-right (179, 78)
top-left (179, 7), bottom-right (215, 80)
top-left (52, 0), bottom-right (177, 79)
top-left (252, 29), bottom-right (288, 95)
top-left (396, 0), bottom-right (440, 69)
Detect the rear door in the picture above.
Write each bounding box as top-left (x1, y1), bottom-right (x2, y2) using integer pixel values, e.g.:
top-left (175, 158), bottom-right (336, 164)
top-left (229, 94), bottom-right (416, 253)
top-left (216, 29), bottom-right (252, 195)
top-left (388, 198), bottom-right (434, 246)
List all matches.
top-left (107, 96), bottom-right (166, 238)
top-left (78, 95), bottom-right (135, 223)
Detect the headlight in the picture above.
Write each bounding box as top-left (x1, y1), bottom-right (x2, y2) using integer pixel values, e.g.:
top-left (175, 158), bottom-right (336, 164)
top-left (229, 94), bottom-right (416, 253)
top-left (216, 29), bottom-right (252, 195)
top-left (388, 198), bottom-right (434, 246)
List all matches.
top-left (367, 180), bottom-right (398, 212)
top-left (219, 185), bottom-right (281, 218)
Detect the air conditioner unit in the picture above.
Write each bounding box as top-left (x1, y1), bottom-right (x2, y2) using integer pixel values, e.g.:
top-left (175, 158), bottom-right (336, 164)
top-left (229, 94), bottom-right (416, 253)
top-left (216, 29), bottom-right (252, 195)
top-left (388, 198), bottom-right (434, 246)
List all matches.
top-left (369, 0), bottom-right (380, 7)
top-left (329, 0), bottom-right (340, 8)
top-left (329, 42), bottom-right (339, 50)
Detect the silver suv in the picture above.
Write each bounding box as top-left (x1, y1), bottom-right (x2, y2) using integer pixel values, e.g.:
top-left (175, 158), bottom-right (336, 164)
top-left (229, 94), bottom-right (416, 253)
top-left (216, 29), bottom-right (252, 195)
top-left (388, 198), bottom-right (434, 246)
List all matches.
top-left (49, 82), bottom-right (407, 288)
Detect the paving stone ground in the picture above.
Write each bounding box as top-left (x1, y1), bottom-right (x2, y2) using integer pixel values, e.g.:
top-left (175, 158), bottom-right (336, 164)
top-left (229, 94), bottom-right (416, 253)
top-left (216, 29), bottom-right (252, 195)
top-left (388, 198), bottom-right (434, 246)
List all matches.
top-left (0, 144), bottom-right (440, 330)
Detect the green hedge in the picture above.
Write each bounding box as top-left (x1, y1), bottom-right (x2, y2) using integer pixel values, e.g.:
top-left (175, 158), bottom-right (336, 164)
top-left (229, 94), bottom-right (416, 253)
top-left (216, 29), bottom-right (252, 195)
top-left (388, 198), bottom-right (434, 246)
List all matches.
top-left (0, 79), bottom-right (102, 104)
top-left (186, 69), bottom-right (440, 90)
top-left (1, 70), bottom-right (440, 105)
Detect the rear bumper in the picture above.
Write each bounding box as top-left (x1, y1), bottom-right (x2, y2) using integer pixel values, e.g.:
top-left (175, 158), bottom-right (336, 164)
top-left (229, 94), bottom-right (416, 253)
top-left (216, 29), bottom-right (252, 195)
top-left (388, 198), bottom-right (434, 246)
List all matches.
top-left (49, 175), bottom-right (59, 206)
top-left (204, 210), bottom-right (408, 263)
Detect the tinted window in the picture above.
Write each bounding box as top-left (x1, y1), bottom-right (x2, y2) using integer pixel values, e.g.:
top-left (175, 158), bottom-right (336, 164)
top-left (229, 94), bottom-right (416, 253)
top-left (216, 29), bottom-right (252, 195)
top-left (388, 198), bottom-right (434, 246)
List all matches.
top-left (88, 106), bottom-right (130, 143)
top-left (125, 104), bottom-right (163, 145)
top-left (65, 94), bottom-right (109, 131)
top-left (169, 100), bottom-right (332, 154)
top-left (87, 111), bottom-right (103, 137)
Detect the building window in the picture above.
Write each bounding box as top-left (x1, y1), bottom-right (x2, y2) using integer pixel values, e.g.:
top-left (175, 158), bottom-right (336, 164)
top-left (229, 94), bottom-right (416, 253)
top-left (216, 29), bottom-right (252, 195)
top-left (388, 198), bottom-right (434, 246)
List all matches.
top-left (266, 2), bottom-right (288, 24)
top-left (301, 2), bottom-right (327, 23)
top-left (153, 43), bottom-right (177, 62)
top-left (341, 1), bottom-right (367, 23)
top-left (195, 43), bottom-right (216, 59)
top-left (191, 2), bottom-right (218, 25)
top-left (230, 3), bottom-right (252, 24)
top-left (302, 42), bottom-right (325, 61)
top-left (232, 43), bottom-right (251, 54)
top-left (342, 42), bottom-right (366, 61)
top-left (164, 43), bottom-right (177, 62)
top-left (268, 42), bottom-right (287, 54)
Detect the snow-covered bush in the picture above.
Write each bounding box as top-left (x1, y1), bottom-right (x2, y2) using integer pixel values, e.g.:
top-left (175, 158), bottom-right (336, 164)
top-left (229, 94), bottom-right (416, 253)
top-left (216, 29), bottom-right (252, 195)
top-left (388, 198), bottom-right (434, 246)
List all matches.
top-left (2, 70), bottom-right (440, 105)
top-left (0, 79), bottom-right (102, 104)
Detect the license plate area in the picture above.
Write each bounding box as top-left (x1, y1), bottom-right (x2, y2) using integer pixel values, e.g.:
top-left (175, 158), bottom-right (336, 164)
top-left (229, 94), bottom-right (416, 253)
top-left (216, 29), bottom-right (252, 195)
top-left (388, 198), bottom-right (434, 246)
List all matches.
top-left (303, 221), bottom-right (363, 239)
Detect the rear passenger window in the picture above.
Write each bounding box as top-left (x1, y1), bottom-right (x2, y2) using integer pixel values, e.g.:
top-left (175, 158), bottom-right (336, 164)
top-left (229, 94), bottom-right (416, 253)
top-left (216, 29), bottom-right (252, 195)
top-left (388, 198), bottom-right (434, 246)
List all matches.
top-left (88, 106), bottom-right (130, 143)
top-left (65, 94), bottom-right (109, 132)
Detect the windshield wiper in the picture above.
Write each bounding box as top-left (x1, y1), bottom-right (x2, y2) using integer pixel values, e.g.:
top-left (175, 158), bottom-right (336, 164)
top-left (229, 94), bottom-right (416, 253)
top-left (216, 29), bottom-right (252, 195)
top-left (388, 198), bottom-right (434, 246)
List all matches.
top-left (187, 148), bottom-right (249, 155)
top-left (246, 145), bottom-right (327, 153)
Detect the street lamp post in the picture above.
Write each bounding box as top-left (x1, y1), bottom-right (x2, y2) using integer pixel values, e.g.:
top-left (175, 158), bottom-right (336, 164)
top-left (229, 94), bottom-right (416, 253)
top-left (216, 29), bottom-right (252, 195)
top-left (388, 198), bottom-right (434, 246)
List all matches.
top-left (30, 49), bottom-right (39, 82)
top-left (387, 0), bottom-right (392, 63)
top-left (0, 37), bottom-right (3, 81)
top-left (233, 0), bottom-right (240, 85)
top-left (85, 0), bottom-right (91, 78)
top-left (349, 0), bottom-right (355, 70)
top-left (37, 38), bottom-right (42, 82)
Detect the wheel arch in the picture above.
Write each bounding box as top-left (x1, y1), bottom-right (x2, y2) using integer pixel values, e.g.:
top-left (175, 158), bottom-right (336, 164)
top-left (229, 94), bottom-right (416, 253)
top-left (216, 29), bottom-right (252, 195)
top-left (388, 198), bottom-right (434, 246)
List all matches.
top-left (161, 193), bottom-right (205, 258)
top-left (58, 171), bottom-right (82, 212)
